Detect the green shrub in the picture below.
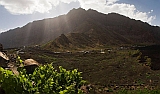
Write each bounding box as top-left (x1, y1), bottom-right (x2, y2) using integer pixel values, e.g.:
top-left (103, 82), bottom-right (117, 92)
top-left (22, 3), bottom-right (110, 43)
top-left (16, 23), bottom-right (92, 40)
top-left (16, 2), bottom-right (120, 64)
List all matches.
top-left (146, 57), bottom-right (151, 66)
top-left (0, 64), bottom-right (85, 94)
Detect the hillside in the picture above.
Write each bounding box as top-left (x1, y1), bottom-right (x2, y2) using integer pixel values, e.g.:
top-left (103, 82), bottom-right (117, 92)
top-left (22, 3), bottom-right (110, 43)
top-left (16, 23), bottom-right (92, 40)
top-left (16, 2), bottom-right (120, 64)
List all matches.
top-left (14, 45), bottom-right (160, 93)
top-left (0, 8), bottom-right (160, 48)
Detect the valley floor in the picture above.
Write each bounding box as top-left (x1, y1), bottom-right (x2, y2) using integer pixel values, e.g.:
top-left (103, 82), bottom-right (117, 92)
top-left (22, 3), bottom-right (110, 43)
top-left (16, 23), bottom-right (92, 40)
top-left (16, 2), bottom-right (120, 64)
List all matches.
top-left (7, 46), bottom-right (160, 94)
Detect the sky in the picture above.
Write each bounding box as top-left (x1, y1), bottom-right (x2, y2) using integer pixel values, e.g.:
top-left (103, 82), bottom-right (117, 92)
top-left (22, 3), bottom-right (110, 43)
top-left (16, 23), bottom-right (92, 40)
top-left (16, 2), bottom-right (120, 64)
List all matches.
top-left (0, 0), bottom-right (160, 33)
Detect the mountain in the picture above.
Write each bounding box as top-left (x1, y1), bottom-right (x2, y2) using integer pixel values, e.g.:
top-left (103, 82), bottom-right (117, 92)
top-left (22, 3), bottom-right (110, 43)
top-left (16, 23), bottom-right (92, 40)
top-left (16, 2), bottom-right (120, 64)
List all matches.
top-left (44, 21), bottom-right (131, 50)
top-left (0, 8), bottom-right (160, 48)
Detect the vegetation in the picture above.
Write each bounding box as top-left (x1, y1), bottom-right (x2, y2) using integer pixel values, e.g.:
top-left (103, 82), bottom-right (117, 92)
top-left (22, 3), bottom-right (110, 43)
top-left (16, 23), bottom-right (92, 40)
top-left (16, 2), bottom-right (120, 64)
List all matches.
top-left (1, 7), bottom-right (160, 94)
top-left (3, 45), bottom-right (160, 93)
top-left (116, 89), bottom-right (160, 94)
top-left (0, 63), bottom-right (85, 94)
top-left (2, 8), bottom-right (160, 49)
top-left (146, 57), bottom-right (152, 66)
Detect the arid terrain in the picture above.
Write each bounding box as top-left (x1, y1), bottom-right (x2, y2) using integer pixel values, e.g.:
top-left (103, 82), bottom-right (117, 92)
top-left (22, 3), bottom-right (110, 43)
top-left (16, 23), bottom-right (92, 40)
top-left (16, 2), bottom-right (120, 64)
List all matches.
top-left (4, 45), bottom-right (160, 94)
top-left (1, 8), bottom-right (160, 94)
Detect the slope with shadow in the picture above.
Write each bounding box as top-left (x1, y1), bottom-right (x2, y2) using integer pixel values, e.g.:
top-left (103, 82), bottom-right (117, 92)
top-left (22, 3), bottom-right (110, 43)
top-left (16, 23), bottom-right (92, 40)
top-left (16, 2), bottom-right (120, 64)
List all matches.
top-left (0, 8), bottom-right (90, 48)
top-left (0, 8), bottom-right (160, 48)
top-left (44, 18), bottom-right (132, 50)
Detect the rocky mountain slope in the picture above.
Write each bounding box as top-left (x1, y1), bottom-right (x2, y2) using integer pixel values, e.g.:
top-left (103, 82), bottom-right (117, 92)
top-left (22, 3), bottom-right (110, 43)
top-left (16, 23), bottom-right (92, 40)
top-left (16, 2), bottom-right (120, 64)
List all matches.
top-left (0, 8), bottom-right (160, 48)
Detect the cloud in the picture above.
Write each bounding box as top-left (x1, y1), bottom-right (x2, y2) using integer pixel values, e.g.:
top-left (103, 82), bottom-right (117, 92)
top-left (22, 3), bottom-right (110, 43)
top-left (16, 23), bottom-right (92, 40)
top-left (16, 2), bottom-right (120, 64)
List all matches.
top-left (0, 0), bottom-right (156, 24)
top-left (78, 0), bottom-right (156, 24)
top-left (106, 0), bottom-right (119, 5)
top-left (0, 0), bottom-right (76, 15)
top-left (0, 29), bottom-right (5, 33)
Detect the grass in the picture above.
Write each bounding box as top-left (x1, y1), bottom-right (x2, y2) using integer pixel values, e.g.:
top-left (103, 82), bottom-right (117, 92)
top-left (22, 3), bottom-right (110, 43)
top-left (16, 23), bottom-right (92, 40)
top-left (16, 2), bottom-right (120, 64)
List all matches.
top-left (116, 89), bottom-right (160, 94)
top-left (15, 47), bottom-right (160, 93)
top-left (38, 54), bottom-right (57, 63)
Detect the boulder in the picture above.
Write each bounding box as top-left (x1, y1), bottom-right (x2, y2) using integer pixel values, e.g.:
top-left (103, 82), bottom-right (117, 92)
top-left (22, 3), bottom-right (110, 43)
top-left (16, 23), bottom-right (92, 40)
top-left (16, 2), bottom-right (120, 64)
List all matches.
top-left (23, 59), bottom-right (39, 66)
top-left (0, 52), bottom-right (9, 68)
top-left (10, 59), bottom-right (39, 75)
top-left (19, 59), bottom-right (39, 74)
top-left (24, 64), bottom-right (39, 74)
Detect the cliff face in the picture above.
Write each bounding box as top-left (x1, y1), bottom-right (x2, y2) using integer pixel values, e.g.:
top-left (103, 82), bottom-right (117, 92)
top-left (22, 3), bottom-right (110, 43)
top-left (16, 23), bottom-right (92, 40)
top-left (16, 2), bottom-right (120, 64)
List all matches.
top-left (0, 8), bottom-right (160, 48)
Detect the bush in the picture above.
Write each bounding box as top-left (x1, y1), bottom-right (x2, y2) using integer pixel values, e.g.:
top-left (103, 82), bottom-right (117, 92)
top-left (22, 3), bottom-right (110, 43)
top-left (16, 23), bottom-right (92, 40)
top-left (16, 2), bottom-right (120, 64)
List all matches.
top-left (146, 57), bottom-right (151, 66)
top-left (0, 64), bottom-right (85, 94)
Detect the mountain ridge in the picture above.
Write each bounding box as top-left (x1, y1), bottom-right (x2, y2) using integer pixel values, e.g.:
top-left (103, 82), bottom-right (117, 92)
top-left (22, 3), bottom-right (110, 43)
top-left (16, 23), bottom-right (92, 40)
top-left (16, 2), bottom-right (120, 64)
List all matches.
top-left (0, 8), bottom-right (160, 48)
